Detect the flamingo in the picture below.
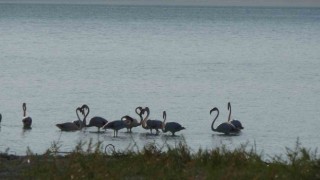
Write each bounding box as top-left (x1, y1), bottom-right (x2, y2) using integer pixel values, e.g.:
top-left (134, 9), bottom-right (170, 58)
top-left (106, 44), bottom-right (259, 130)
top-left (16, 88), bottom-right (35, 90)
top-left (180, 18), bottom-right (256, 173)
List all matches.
top-left (79, 104), bottom-right (108, 132)
top-left (102, 116), bottom-right (131, 137)
top-left (227, 102), bottom-right (244, 129)
top-left (210, 107), bottom-right (239, 135)
top-left (141, 107), bottom-right (163, 135)
top-left (56, 106), bottom-right (84, 131)
top-left (22, 103), bottom-right (32, 129)
top-left (125, 106), bottom-right (143, 133)
top-left (162, 111), bottom-right (185, 136)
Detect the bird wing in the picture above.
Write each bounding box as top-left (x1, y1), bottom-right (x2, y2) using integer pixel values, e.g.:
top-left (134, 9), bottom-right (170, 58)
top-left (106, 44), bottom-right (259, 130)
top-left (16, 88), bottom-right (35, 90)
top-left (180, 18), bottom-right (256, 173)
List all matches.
top-left (216, 123), bottom-right (233, 134)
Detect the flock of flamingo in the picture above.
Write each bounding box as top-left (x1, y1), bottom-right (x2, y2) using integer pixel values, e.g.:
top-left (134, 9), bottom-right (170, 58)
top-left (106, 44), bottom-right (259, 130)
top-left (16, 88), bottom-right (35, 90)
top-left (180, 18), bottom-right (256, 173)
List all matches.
top-left (0, 102), bottom-right (244, 137)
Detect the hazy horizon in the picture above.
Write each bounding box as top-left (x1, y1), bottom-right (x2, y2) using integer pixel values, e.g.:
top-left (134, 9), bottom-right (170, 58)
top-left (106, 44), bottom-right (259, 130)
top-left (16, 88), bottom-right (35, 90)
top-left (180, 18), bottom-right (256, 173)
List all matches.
top-left (0, 0), bottom-right (320, 7)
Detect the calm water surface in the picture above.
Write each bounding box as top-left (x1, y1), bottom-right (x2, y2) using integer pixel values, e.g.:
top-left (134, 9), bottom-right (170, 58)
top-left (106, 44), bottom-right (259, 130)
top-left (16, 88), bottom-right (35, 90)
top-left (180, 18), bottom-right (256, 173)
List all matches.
top-left (0, 4), bottom-right (320, 158)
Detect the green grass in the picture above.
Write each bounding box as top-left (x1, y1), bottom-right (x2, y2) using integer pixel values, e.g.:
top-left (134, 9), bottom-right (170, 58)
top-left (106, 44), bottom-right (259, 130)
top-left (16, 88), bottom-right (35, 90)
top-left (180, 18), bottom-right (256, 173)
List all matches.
top-left (1, 139), bottom-right (319, 179)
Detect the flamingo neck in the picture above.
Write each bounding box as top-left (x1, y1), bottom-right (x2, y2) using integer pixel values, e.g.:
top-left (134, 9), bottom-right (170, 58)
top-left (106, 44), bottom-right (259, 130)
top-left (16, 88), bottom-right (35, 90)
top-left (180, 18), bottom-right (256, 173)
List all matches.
top-left (135, 107), bottom-right (142, 120)
top-left (228, 103), bottom-right (231, 122)
top-left (76, 107), bottom-right (83, 129)
top-left (211, 109), bottom-right (219, 132)
top-left (138, 114), bottom-right (143, 125)
top-left (141, 109), bottom-right (150, 129)
top-left (83, 107), bottom-right (89, 128)
top-left (23, 104), bottom-right (27, 117)
top-left (135, 107), bottom-right (143, 125)
top-left (162, 111), bottom-right (166, 131)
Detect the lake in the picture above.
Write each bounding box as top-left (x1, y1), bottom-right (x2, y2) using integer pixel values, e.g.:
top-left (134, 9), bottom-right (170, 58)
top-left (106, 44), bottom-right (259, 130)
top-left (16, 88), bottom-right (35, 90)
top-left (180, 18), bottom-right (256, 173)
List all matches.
top-left (0, 3), bottom-right (319, 159)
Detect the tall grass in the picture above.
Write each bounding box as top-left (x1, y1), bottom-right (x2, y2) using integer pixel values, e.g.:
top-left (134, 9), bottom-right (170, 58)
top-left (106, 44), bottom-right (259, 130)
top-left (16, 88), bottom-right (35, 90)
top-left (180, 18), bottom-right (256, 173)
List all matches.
top-left (0, 138), bottom-right (319, 179)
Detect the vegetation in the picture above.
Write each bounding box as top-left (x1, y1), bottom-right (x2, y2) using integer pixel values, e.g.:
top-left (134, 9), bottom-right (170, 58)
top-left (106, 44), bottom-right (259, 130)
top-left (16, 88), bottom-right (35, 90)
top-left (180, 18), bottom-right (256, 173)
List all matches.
top-left (0, 139), bottom-right (319, 179)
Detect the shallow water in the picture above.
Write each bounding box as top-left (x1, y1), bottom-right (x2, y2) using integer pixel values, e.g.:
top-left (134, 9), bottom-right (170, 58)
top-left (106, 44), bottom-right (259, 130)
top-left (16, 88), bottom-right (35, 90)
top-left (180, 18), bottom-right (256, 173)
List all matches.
top-left (0, 4), bottom-right (320, 158)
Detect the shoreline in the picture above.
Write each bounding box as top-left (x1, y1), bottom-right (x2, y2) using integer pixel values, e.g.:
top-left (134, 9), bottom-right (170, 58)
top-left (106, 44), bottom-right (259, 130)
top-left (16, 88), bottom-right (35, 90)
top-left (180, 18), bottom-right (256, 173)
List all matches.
top-left (1, 140), bottom-right (319, 179)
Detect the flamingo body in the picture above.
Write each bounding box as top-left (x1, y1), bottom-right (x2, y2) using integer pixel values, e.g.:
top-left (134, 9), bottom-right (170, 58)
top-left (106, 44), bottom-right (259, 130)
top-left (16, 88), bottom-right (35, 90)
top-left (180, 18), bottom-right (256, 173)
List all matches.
top-left (230, 119), bottom-right (244, 129)
top-left (22, 116), bottom-right (32, 128)
top-left (215, 122), bottom-right (238, 134)
top-left (163, 122), bottom-right (185, 136)
top-left (103, 119), bottom-right (129, 137)
top-left (146, 119), bottom-right (162, 134)
top-left (56, 122), bottom-right (80, 131)
top-left (162, 111), bottom-right (185, 136)
top-left (87, 116), bottom-right (108, 132)
top-left (124, 115), bottom-right (140, 132)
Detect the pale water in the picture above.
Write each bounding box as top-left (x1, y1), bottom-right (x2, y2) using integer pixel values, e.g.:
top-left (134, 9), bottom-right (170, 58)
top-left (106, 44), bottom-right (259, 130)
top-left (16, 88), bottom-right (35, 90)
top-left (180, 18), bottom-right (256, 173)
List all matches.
top-left (0, 3), bottom-right (320, 158)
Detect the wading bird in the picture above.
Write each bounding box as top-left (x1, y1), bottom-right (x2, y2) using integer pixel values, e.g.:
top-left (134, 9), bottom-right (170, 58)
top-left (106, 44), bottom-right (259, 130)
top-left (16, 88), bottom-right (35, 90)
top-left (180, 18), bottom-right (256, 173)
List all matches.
top-left (102, 116), bottom-right (131, 137)
top-left (125, 106), bottom-right (143, 133)
top-left (162, 111), bottom-right (185, 136)
top-left (78, 104), bottom-right (108, 132)
top-left (22, 103), bottom-right (32, 129)
top-left (141, 107), bottom-right (163, 135)
top-left (210, 107), bottom-right (239, 135)
top-left (56, 106), bottom-right (83, 131)
top-left (227, 102), bottom-right (244, 129)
